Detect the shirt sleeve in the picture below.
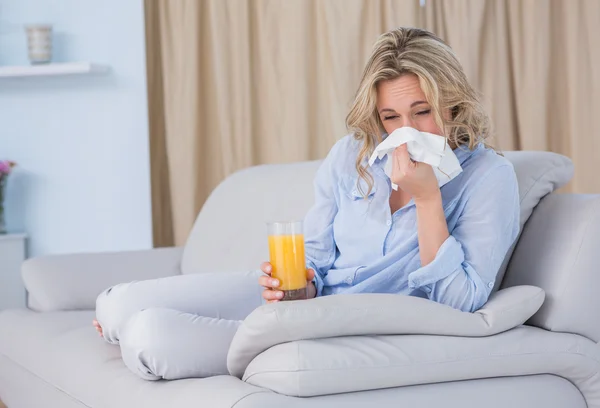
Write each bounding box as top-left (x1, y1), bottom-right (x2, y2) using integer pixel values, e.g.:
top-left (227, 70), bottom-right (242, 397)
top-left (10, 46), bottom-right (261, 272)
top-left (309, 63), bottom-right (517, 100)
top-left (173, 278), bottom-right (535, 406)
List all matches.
top-left (407, 164), bottom-right (520, 312)
top-left (304, 141), bottom-right (343, 297)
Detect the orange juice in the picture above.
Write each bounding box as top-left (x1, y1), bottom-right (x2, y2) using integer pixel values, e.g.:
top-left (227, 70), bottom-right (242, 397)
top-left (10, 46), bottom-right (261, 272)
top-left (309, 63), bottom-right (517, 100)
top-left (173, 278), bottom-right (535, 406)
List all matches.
top-left (267, 221), bottom-right (307, 300)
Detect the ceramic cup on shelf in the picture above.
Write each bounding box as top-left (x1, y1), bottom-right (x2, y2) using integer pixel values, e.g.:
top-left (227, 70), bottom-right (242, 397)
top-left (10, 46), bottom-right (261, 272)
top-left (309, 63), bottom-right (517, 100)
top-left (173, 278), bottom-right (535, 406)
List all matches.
top-left (25, 24), bottom-right (53, 64)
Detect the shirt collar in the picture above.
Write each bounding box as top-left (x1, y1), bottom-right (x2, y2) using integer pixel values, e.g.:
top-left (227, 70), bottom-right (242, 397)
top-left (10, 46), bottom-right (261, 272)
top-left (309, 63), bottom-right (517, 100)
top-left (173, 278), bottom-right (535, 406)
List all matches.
top-left (453, 142), bottom-right (484, 165)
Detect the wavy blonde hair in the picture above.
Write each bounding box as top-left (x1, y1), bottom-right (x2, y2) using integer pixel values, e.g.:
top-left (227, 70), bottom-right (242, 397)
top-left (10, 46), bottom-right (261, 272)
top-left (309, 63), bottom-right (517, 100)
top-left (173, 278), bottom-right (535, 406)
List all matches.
top-left (346, 27), bottom-right (491, 196)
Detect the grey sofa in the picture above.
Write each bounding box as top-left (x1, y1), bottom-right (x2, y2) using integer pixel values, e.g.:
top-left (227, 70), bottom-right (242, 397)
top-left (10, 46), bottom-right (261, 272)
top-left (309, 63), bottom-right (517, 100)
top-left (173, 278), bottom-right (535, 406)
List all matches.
top-left (2, 150), bottom-right (599, 408)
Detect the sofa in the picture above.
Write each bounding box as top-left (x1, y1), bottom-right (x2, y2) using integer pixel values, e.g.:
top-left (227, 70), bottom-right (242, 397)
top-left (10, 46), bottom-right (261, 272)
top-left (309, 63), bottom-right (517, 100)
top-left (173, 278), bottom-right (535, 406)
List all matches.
top-left (2, 149), bottom-right (600, 408)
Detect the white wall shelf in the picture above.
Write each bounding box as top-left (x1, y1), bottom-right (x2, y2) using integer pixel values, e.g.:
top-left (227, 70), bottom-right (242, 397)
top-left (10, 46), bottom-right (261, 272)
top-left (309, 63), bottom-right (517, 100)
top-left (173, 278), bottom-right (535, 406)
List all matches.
top-left (0, 62), bottom-right (109, 78)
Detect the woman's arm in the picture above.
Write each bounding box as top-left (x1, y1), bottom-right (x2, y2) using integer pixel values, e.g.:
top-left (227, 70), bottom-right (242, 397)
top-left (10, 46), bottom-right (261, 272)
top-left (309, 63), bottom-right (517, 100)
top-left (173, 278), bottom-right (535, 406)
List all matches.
top-left (259, 136), bottom-right (343, 301)
top-left (392, 143), bottom-right (450, 267)
top-left (391, 145), bottom-right (520, 312)
top-left (303, 139), bottom-right (345, 297)
top-left (415, 192), bottom-right (449, 266)
top-left (408, 164), bottom-right (520, 312)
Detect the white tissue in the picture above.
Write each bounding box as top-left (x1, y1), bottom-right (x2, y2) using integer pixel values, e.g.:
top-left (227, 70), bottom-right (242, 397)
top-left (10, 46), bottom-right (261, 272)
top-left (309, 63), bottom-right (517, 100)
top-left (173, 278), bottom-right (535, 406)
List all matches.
top-left (368, 127), bottom-right (463, 190)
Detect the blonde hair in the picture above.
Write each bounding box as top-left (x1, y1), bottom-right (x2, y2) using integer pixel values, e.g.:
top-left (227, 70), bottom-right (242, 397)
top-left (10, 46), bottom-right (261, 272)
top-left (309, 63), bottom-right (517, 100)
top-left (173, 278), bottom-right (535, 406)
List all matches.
top-left (346, 27), bottom-right (491, 196)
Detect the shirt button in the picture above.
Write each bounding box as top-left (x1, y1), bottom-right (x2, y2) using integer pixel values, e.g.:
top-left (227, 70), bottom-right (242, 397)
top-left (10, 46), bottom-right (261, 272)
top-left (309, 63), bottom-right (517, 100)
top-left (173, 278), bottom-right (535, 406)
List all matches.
top-left (488, 282), bottom-right (494, 288)
top-left (386, 220), bottom-right (392, 226)
top-left (345, 277), bottom-right (353, 284)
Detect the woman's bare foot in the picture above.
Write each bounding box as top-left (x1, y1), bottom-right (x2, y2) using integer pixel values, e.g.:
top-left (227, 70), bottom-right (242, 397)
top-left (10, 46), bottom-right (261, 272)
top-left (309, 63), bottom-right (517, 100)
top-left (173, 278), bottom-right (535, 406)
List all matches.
top-left (93, 319), bottom-right (104, 337)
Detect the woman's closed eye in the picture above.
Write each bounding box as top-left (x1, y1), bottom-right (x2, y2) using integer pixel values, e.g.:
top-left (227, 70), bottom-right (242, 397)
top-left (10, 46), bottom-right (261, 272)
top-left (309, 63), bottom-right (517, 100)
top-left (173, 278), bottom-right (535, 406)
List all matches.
top-left (383, 109), bottom-right (430, 121)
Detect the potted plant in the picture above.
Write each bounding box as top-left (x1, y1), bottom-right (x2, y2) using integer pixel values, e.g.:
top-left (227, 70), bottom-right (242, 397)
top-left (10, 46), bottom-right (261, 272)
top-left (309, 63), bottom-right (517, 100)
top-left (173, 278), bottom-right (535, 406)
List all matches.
top-left (0, 160), bottom-right (16, 234)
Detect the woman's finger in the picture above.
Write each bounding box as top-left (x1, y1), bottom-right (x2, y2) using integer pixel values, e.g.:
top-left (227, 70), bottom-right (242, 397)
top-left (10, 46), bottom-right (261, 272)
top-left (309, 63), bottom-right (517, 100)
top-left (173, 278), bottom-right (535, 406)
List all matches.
top-left (394, 144), bottom-right (416, 175)
top-left (395, 143), bottom-right (410, 165)
top-left (306, 268), bottom-right (315, 281)
top-left (258, 275), bottom-right (280, 288)
top-left (262, 289), bottom-right (284, 301)
top-left (260, 262), bottom-right (273, 276)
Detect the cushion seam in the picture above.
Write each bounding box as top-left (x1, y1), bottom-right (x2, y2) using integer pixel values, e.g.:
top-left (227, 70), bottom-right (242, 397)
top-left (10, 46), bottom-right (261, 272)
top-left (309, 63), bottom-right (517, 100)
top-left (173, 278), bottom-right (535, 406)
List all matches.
top-left (0, 351), bottom-right (91, 408)
top-left (230, 390), bottom-right (274, 407)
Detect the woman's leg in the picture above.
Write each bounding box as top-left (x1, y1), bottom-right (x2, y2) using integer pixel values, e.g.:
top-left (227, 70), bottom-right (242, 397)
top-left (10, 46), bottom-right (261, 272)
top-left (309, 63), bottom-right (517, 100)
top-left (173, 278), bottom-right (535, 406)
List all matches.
top-left (119, 307), bottom-right (241, 380)
top-left (95, 270), bottom-right (263, 344)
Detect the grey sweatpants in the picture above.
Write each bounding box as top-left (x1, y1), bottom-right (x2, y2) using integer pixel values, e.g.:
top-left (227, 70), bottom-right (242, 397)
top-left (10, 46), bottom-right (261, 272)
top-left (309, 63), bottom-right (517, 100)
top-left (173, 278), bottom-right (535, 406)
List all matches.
top-left (95, 270), bottom-right (264, 381)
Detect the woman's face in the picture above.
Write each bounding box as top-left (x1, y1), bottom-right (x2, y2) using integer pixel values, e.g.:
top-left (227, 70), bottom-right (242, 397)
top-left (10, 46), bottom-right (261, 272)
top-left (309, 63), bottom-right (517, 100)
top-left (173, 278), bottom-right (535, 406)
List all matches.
top-left (376, 74), bottom-right (446, 136)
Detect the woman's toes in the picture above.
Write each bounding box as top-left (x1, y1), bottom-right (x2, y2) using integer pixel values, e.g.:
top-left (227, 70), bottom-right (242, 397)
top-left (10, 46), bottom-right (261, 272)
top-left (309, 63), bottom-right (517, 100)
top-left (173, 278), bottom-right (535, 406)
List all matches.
top-left (93, 320), bottom-right (104, 337)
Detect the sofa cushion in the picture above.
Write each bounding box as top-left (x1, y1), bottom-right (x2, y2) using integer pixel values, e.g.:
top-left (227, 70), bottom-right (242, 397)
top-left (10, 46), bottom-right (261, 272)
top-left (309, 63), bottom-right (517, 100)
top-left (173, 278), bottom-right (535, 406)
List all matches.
top-left (0, 310), bottom-right (263, 408)
top-left (241, 326), bottom-right (600, 400)
top-left (232, 374), bottom-right (585, 408)
top-left (0, 316), bottom-right (587, 408)
top-left (1, 311), bottom-right (586, 408)
top-left (227, 286), bottom-right (545, 378)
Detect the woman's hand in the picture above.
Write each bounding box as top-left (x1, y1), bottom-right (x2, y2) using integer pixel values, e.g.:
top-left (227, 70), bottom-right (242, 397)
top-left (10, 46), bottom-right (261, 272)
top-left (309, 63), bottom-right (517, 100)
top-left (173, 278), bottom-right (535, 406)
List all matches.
top-left (258, 262), bottom-right (317, 302)
top-left (391, 144), bottom-right (440, 203)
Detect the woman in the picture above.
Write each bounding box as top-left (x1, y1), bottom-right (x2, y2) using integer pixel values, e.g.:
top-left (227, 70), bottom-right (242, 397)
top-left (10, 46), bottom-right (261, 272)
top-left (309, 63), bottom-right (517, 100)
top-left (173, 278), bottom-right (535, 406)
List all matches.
top-left (94, 27), bottom-right (519, 381)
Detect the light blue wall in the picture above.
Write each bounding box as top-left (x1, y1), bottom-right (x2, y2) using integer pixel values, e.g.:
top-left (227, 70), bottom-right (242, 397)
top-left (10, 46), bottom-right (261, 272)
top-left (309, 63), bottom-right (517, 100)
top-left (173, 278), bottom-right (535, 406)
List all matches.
top-left (0, 0), bottom-right (153, 256)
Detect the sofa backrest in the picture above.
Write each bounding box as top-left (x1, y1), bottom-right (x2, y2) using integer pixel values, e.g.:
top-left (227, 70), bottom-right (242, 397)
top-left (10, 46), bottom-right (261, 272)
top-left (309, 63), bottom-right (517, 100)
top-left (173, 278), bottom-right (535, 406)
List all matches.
top-left (181, 161), bottom-right (320, 275)
top-left (501, 193), bottom-right (600, 341)
top-left (181, 150), bottom-right (573, 284)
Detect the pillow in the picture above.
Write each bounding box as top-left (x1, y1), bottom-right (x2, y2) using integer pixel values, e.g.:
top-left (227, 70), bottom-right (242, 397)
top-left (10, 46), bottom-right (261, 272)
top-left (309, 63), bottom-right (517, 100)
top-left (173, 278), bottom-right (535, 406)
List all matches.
top-left (503, 151), bottom-right (573, 229)
top-left (493, 151), bottom-right (573, 291)
top-left (227, 285), bottom-right (545, 378)
top-left (242, 318), bottom-right (595, 398)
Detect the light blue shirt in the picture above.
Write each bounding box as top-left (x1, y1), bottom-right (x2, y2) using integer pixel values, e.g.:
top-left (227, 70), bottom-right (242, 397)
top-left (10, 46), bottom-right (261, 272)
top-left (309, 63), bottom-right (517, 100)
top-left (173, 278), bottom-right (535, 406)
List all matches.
top-left (304, 134), bottom-right (520, 312)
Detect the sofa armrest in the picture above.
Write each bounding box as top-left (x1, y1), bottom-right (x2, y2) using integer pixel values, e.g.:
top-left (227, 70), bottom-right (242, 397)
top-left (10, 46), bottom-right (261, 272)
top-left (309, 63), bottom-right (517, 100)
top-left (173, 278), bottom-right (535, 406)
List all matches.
top-left (502, 193), bottom-right (600, 341)
top-left (22, 247), bottom-right (183, 312)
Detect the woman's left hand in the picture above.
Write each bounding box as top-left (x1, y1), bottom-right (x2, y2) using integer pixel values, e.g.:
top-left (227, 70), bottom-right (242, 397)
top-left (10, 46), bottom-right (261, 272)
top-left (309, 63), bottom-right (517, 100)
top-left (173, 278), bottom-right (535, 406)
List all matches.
top-left (391, 144), bottom-right (440, 202)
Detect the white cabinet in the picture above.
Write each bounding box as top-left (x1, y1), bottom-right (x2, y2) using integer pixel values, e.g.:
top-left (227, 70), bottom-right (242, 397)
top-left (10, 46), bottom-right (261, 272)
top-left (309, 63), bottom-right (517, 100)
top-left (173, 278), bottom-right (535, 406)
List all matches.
top-left (0, 234), bottom-right (27, 310)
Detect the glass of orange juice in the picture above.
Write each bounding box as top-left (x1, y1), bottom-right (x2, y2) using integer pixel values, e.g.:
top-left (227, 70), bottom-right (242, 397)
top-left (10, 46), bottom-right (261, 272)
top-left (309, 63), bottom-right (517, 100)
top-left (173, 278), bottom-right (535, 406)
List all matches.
top-left (267, 221), bottom-right (307, 300)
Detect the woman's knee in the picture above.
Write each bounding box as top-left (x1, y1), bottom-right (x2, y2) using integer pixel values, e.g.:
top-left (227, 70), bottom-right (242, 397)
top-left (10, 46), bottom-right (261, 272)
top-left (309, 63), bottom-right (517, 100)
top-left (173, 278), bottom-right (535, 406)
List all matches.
top-left (119, 308), bottom-right (172, 380)
top-left (119, 308), bottom-right (240, 381)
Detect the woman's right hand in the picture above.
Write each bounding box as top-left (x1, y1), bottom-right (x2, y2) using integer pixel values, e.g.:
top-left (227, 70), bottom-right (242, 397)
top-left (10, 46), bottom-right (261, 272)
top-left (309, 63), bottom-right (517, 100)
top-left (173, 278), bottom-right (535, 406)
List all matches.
top-left (259, 262), bottom-right (285, 302)
top-left (259, 262), bottom-right (317, 302)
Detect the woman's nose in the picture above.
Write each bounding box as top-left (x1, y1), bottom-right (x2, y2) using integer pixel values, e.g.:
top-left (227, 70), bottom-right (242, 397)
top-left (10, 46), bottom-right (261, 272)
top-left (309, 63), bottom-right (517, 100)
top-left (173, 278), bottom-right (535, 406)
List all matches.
top-left (391, 120), bottom-right (416, 133)
top-left (403, 117), bottom-right (416, 129)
